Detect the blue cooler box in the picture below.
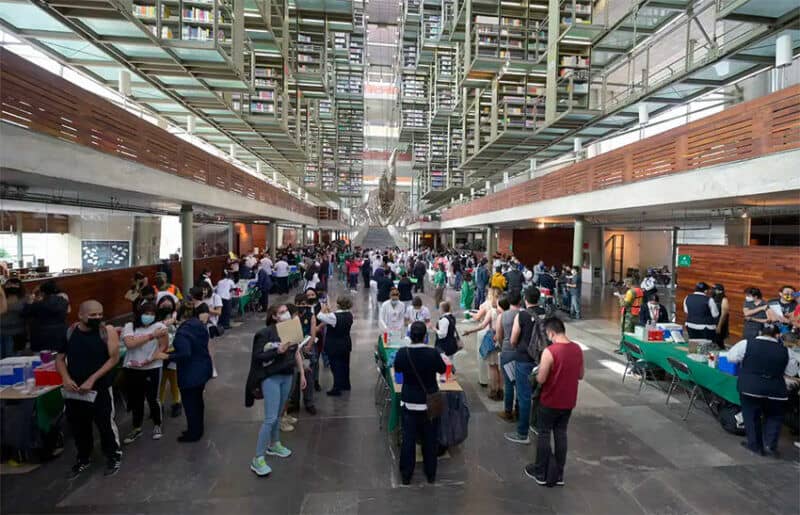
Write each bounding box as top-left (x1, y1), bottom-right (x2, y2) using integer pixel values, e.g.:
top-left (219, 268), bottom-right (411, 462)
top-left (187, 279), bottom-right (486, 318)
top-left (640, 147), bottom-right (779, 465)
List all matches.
top-left (717, 355), bottom-right (739, 376)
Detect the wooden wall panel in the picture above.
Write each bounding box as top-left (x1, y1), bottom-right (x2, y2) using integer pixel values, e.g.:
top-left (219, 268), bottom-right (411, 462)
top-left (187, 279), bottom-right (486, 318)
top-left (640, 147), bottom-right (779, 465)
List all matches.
top-left (497, 229), bottom-right (514, 255)
top-left (23, 256), bottom-right (227, 322)
top-left (675, 245), bottom-right (800, 342)
top-left (512, 228), bottom-right (574, 268)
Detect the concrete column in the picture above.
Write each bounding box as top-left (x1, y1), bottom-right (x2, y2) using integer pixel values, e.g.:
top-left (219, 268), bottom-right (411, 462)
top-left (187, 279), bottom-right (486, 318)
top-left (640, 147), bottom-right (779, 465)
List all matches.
top-left (15, 212), bottom-right (23, 268)
top-left (301, 225), bottom-right (307, 246)
top-left (486, 225), bottom-right (495, 258)
top-left (270, 222), bottom-right (279, 253)
top-left (227, 222), bottom-right (235, 256)
top-left (180, 205), bottom-right (194, 291)
top-left (451, 229), bottom-right (457, 249)
top-left (572, 217), bottom-right (585, 268)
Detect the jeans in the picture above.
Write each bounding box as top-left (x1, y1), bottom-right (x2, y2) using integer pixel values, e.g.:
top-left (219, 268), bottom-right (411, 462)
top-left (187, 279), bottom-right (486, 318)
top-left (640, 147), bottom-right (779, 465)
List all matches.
top-left (329, 353), bottom-right (351, 392)
top-left (474, 285), bottom-right (486, 310)
top-left (125, 367), bottom-right (163, 428)
top-left (515, 361), bottom-right (535, 437)
top-left (400, 407), bottom-right (439, 482)
top-left (1, 335), bottom-right (15, 358)
top-left (740, 395), bottom-right (785, 453)
top-left (570, 291), bottom-right (581, 319)
top-left (500, 350), bottom-right (517, 414)
top-left (65, 386), bottom-right (121, 463)
top-left (256, 373), bottom-right (294, 456)
top-left (180, 385), bottom-right (205, 439)
top-left (454, 271), bottom-right (463, 291)
top-left (349, 273), bottom-right (359, 289)
top-left (533, 406), bottom-right (572, 480)
top-left (219, 298), bottom-right (232, 329)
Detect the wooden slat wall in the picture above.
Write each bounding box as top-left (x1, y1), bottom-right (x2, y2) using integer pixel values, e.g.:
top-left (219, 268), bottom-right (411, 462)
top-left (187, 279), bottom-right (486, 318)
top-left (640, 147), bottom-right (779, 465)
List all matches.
top-left (442, 84), bottom-right (800, 221)
top-left (23, 256), bottom-right (227, 323)
top-left (675, 245), bottom-right (800, 342)
top-left (0, 49), bottom-right (316, 219)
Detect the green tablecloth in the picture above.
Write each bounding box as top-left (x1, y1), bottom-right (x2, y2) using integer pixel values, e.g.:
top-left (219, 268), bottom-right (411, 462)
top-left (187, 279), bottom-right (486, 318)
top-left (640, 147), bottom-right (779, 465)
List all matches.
top-left (36, 387), bottom-right (64, 433)
top-left (624, 334), bottom-right (740, 405)
top-left (377, 336), bottom-right (403, 432)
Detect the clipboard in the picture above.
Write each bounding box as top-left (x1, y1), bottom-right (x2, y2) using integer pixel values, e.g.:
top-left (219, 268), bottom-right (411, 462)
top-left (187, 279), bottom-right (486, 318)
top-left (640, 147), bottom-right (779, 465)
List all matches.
top-left (276, 317), bottom-right (304, 345)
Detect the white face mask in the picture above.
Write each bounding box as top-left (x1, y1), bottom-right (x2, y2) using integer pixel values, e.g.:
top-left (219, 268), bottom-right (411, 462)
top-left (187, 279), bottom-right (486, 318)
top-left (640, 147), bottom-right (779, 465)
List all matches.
top-left (745, 296), bottom-right (754, 302)
top-left (391, 299), bottom-right (399, 306)
top-left (278, 311), bottom-right (291, 322)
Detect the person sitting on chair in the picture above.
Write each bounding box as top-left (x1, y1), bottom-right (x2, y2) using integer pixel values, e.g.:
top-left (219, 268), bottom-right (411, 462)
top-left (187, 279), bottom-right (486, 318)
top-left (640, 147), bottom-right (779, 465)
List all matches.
top-left (639, 294), bottom-right (670, 326)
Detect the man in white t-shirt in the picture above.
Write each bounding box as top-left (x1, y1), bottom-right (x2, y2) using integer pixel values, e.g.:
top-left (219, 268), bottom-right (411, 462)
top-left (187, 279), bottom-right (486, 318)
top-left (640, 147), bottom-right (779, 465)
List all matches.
top-left (215, 272), bottom-right (235, 330)
top-left (259, 255), bottom-right (273, 276)
top-left (274, 257), bottom-right (290, 294)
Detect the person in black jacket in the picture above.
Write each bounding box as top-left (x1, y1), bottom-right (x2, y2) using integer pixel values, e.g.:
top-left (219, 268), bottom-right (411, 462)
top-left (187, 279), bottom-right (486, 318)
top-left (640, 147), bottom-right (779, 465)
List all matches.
top-left (394, 322), bottom-right (447, 485)
top-left (317, 296), bottom-right (354, 396)
top-left (22, 280), bottom-right (69, 352)
top-left (639, 294), bottom-right (670, 326)
top-left (413, 259), bottom-right (427, 293)
top-left (170, 303), bottom-right (213, 443)
top-left (375, 268), bottom-right (393, 304)
top-left (246, 303), bottom-right (304, 477)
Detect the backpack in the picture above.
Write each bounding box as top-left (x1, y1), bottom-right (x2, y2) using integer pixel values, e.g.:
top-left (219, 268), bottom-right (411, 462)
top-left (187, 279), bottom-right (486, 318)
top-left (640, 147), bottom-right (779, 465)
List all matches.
top-left (527, 315), bottom-right (551, 364)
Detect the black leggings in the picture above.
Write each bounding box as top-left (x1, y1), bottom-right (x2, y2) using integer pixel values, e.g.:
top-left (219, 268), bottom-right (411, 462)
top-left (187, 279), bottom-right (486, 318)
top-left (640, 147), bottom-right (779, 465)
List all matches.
top-left (125, 367), bottom-right (162, 428)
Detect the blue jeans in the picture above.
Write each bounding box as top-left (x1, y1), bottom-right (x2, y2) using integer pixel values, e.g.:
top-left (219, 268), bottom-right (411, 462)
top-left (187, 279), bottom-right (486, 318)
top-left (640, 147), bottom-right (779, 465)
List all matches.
top-left (570, 291), bottom-right (581, 319)
top-left (515, 361), bottom-right (535, 437)
top-left (255, 373), bottom-right (293, 456)
top-left (500, 350), bottom-right (516, 414)
top-left (454, 271), bottom-right (463, 290)
top-left (474, 285), bottom-right (486, 310)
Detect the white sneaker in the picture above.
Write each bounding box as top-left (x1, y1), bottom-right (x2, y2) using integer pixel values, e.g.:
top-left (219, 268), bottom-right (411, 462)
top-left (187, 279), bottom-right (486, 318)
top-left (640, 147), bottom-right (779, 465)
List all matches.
top-left (280, 420), bottom-right (295, 432)
top-left (212, 368), bottom-right (219, 378)
top-left (283, 414), bottom-right (298, 425)
top-left (152, 425), bottom-right (163, 440)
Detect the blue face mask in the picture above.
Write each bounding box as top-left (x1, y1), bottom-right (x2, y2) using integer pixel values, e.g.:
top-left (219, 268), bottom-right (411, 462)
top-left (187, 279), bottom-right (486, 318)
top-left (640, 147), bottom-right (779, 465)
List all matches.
top-left (141, 314), bottom-right (156, 326)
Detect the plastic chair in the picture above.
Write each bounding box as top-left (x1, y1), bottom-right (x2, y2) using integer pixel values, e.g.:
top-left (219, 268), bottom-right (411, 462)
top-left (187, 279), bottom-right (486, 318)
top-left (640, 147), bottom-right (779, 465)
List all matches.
top-left (621, 341), bottom-right (658, 393)
top-left (665, 357), bottom-right (706, 420)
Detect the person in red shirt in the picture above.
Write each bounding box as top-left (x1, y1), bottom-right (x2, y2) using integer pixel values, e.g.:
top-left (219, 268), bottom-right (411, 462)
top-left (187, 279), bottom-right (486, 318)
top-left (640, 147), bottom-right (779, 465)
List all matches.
top-left (525, 317), bottom-right (584, 487)
top-left (345, 255), bottom-right (363, 291)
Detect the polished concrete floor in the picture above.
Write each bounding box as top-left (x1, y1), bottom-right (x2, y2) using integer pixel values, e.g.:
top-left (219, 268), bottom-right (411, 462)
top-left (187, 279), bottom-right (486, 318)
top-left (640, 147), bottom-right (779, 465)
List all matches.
top-left (2, 278), bottom-right (798, 514)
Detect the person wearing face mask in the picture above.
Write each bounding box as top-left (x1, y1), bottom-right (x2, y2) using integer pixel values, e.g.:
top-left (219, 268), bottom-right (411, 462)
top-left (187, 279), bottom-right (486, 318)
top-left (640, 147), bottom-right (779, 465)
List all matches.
top-left (711, 284), bottom-right (730, 349)
top-left (767, 285), bottom-right (797, 333)
top-left (246, 304), bottom-right (305, 476)
top-left (156, 296), bottom-right (183, 419)
top-left (405, 296), bottom-right (432, 330)
top-left (170, 302), bottom-right (213, 443)
top-left (379, 288), bottom-right (406, 337)
top-left (0, 279), bottom-right (26, 358)
top-left (743, 287), bottom-right (769, 341)
top-left (121, 301), bottom-right (169, 444)
top-left (639, 294), bottom-right (670, 326)
top-left (56, 300), bottom-right (122, 478)
top-left (317, 296), bottom-right (354, 396)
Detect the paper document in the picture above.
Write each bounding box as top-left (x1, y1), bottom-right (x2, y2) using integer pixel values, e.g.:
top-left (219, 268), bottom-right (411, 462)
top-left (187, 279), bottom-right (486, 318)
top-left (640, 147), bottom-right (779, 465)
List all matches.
top-left (503, 360), bottom-right (516, 383)
top-left (769, 304), bottom-right (785, 319)
top-left (276, 317), bottom-right (304, 344)
top-left (62, 389), bottom-right (98, 403)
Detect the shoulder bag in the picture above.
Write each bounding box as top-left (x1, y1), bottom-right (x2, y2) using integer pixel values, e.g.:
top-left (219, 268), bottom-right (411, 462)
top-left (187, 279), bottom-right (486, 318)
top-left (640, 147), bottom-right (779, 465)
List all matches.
top-left (405, 348), bottom-right (445, 421)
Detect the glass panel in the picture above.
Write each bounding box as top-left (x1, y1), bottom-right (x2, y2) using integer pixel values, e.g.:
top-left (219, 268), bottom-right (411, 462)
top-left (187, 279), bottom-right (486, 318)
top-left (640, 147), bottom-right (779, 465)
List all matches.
top-left (0, 3), bottom-right (70, 32)
top-left (81, 18), bottom-right (148, 38)
top-left (687, 59), bottom-right (753, 81)
top-left (172, 47), bottom-right (225, 62)
top-left (113, 43), bottom-right (170, 58)
top-left (40, 39), bottom-right (110, 61)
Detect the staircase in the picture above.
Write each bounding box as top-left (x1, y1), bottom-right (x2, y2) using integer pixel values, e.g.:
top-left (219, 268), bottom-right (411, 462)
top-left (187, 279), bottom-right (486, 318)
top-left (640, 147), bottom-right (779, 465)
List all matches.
top-left (357, 226), bottom-right (405, 249)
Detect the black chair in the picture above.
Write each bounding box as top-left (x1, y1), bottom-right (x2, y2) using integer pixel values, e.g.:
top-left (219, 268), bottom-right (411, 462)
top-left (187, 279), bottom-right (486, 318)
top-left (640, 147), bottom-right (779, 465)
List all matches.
top-left (665, 356), bottom-right (706, 420)
top-left (621, 341), bottom-right (659, 393)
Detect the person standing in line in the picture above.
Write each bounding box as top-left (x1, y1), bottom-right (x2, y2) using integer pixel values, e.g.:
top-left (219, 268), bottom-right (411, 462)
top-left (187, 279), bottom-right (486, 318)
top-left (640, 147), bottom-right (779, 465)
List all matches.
top-left (121, 301), bottom-right (169, 444)
top-left (319, 254), bottom-right (330, 291)
top-left (397, 272), bottom-right (414, 308)
top-left (170, 302), bottom-right (213, 442)
top-left (22, 280), bottom-right (69, 352)
top-left (413, 258), bottom-right (427, 293)
top-left (256, 263), bottom-right (273, 312)
top-left (156, 296), bottom-right (183, 419)
top-left (361, 257), bottom-right (372, 289)
top-left (474, 259), bottom-right (489, 310)
top-left (460, 271), bottom-right (475, 311)
top-left (434, 301), bottom-right (459, 358)
top-left (215, 270), bottom-right (235, 330)
top-left (462, 288), bottom-right (502, 399)
top-left (317, 295), bottom-right (354, 396)
top-left (0, 279), bottom-right (26, 358)
top-left (433, 264), bottom-right (447, 307)
top-left (394, 321), bottom-right (447, 485)
top-left (525, 318), bottom-right (584, 487)
top-left (742, 287), bottom-right (769, 341)
top-left (490, 266), bottom-right (507, 291)
top-left (246, 304), bottom-right (304, 476)
top-left (566, 267), bottom-right (582, 320)
top-left (711, 283), bottom-right (730, 349)
top-left (274, 256), bottom-right (290, 294)
top-left (346, 254), bottom-right (362, 291)
top-left (727, 324), bottom-right (799, 457)
top-left (496, 290), bottom-right (522, 423)
top-left (506, 287), bottom-right (544, 445)
top-left (683, 282), bottom-right (719, 341)
top-left (56, 300), bottom-right (122, 478)
top-left (197, 285), bottom-right (223, 378)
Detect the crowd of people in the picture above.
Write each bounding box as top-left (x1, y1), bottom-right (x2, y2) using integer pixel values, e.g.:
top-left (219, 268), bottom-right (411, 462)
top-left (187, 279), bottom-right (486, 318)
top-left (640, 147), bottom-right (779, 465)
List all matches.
top-left (1, 240), bottom-right (797, 486)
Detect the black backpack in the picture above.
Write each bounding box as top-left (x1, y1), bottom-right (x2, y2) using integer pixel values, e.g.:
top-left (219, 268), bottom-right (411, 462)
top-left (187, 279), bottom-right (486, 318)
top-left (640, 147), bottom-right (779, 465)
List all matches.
top-left (527, 315), bottom-right (551, 364)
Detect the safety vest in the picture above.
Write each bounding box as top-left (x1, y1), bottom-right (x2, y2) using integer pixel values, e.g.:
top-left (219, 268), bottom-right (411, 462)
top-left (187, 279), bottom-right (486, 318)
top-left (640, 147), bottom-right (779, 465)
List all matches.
top-left (630, 288), bottom-right (644, 316)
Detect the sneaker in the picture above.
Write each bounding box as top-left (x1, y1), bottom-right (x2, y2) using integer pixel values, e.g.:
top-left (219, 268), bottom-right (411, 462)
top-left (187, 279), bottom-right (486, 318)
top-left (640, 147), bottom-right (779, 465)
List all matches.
top-left (266, 442), bottom-right (292, 458)
top-left (523, 464), bottom-right (546, 485)
top-left (104, 459), bottom-right (121, 477)
top-left (504, 432), bottom-right (531, 445)
top-left (497, 411), bottom-right (514, 422)
top-left (556, 478), bottom-right (565, 486)
top-left (283, 414), bottom-right (298, 425)
top-left (529, 424), bottom-right (539, 436)
top-left (68, 461), bottom-right (91, 480)
top-left (250, 456), bottom-right (272, 477)
top-left (123, 428), bottom-right (142, 445)
top-left (280, 420), bottom-right (295, 432)
top-left (170, 403), bottom-right (183, 418)
top-left (794, 441), bottom-right (800, 449)
top-left (152, 426), bottom-right (163, 440)
top-left (212, 368), bottom-right (218, 378)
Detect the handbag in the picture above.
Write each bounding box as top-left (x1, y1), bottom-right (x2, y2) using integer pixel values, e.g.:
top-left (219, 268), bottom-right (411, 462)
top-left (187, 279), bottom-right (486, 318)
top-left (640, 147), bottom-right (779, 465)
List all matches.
top-left (479, 329), bottom-right (496, 358)
top-left (405, 348), bottom-right (445, 420)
